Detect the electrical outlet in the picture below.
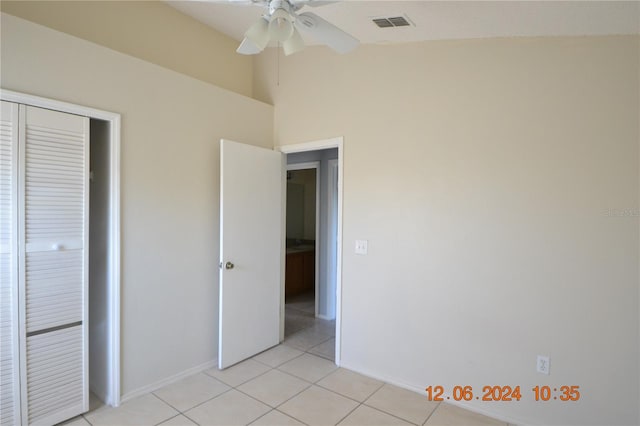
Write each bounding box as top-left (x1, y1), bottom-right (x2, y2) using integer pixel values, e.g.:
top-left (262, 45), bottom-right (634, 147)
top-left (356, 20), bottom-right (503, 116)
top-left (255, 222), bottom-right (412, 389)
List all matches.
top-left (537, 355), bottom-right (550, 375)
top-left (355, 239), bottom-right (368, 255)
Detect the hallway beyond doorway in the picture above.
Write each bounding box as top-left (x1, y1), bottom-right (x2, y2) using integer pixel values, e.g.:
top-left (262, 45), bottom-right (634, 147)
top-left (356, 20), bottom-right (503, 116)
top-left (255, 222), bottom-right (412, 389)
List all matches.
top-left (285, 291), bottom-right (335, 361)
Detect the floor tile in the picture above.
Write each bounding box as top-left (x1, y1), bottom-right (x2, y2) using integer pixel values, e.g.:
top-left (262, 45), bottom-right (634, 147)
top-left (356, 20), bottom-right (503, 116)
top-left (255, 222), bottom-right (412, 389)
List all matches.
top-left (253, 344), bottom-right (304, 367)
top-left (250, 409), bottom-right (305, 425)
top-left (365, 384), bottom-right (438, 425)
top-left (59, 416), bottom-right (91, 426)
top-left (309, 319), bottom-right (336, 337)
top-left (153, 372), bottom-right (230, 412)
top-left (89, 392), bottom-right (105, 412)
top-left (279, 385), bottom-right (359, 426)
top-left (425, 403), bottom-right (508, 425)
top-left (317, 368), bottom-right (384, 402)
top-left (184, 389), bottom-right (270, 426)
top-left (205, 359), bottom-right (271, 387)
top-left (288, 302), bottom-right (315, 315)
top-left (284, 328), bottom-right (333, 351)
top-left (237, 369), bottom-right (310, 407)
top-left (158, 414), bottom-right (198, 425)
top-left (286, 291), bottom-right (316, 314)
top-left (338, 405), bottom-right (412, 425)
top-left (308, 337), bottom-right (336, 360)
top-left (285, 310), bottom-right (316, 337)
top-left (278, 353), bottom-right (338, 383)
top-left (84, 393), bottom-right (178, 426)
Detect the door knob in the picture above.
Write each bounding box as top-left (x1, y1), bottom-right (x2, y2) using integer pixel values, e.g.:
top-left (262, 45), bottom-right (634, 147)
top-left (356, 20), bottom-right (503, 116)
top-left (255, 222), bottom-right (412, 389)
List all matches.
top-left (224, 261), bottom-right (234, 270)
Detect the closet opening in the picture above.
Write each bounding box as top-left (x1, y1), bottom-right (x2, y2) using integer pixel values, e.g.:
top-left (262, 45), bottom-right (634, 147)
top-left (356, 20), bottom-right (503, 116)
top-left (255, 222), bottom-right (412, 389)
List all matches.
top-left (88, 119), bottom-right (111, 409)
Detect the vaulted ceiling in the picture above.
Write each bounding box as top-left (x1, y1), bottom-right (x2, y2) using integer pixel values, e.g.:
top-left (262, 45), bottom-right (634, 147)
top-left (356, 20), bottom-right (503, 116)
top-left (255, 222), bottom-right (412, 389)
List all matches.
top-left (168, 1), bottom-right (639, 48)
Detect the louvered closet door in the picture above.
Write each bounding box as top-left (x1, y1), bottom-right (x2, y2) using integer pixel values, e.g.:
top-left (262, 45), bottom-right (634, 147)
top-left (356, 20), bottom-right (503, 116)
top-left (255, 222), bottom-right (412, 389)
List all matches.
top-left (1, 102), bottom-right (21, 426)
top-left (19, 105), bottom-right (89, 425)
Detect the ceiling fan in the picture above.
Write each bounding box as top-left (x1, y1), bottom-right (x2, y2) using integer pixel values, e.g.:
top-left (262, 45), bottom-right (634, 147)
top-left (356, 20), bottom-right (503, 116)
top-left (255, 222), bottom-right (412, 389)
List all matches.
top-left (214, 0), bottom-right (359, 55)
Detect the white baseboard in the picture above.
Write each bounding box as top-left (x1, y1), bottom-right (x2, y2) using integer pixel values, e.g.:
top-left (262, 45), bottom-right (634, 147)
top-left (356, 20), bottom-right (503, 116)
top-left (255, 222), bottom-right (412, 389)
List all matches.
top-left (120, 359), bottom-right (218, 403)
top-left (316, 314), bottom-right (334, 321)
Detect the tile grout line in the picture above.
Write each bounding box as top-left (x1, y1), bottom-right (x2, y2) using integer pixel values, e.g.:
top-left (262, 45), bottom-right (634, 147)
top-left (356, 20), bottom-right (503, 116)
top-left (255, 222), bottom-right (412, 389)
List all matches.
top-left (204, 361), bottom-right (275, 387)
top-left (233, 375), bottom-right (313, 411)
top-left (334, 400), bottom-right (363, 426)
top-left (153, 413), bottom-right (192, 426)
top-left (225, 358), bottom-right (315, 418)
top-left (248, 408), bottom-right (310, 426)
top-left (181, 410), bottom-right (201, 426)
top-left (314, 376), bottom-right (386, 406)
top-left (251, 344), bottom-right (309, 368)
top-left (80, 413), bottom-right (93, 426)
top-left (363, 403), bottom-right (425, 426)
top-left (171, 386), bottom-right (236, 418)
top-left (359, 383), bottom-right (427, 426)
top-left (150, 389), bottom-right (182, 414)
top-left (421, 401), bottom-right (441, 426)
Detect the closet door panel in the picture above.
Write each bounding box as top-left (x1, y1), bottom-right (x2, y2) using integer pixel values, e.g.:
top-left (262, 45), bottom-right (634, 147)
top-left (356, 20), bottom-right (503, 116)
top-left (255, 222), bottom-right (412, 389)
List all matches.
top-left (0, 101), bottom-right (20, 426)
top-left (25, 250), bottom-right (83, 333)
top-left (25, 326), bottom-right (84, 425)
top-left (20, 105), bottom-right (89, 425)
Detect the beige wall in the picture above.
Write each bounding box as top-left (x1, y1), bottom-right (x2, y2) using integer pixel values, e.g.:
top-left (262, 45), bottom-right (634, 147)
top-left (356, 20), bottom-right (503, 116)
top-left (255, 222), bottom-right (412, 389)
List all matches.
top-left (0, 1), bottom-right (253, 98)
top-left (1, 13), bottom-right (273, 397)
top-left (254, 37), bottom-right (640, 425)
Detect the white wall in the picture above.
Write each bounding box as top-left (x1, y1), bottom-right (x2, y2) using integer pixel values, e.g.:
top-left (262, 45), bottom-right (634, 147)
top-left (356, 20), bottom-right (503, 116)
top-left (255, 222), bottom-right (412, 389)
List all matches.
top-left (256, 37), bottom-right (640, 425)
top-left (1, 13), bottom-right (274, 398)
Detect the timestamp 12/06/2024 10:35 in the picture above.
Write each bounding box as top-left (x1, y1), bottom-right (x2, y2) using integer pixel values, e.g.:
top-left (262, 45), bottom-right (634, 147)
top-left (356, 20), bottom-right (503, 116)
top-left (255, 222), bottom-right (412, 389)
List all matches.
top-left (425, 385), bottom-right (581, 402)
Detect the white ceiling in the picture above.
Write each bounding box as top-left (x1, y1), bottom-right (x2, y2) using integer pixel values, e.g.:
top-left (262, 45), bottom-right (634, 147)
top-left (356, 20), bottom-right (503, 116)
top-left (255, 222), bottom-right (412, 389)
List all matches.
top-left (168, 1), bottom-right (639, 47)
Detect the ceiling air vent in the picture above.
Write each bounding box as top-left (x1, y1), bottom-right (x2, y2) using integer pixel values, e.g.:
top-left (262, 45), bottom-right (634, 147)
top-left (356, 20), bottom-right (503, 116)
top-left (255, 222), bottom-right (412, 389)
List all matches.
top-left (372, 16), bottom-right (411, 28)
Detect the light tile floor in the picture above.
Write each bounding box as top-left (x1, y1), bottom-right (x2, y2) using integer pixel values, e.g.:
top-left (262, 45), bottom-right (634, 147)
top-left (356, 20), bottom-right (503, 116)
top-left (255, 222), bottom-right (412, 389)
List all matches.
top-left (61, 297), bottom-right (508, 426)
top-left (284, 292), bottom-right (335, 361)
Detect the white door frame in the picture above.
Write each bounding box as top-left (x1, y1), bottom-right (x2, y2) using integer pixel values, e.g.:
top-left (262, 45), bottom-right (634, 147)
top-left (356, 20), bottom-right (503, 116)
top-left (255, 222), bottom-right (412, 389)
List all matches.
top-left (278, 137), bottom-right (343, 365)
top-left (286, 162), bottom-right (320, 317)
top-left (326, 159), bottom-right (339, 320)
top-left (0, 88), bottom-right (122, 406)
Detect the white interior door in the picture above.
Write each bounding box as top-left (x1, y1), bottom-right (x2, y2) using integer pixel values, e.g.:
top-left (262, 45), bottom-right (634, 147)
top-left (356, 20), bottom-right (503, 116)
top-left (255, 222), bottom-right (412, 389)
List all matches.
top-left (219, 139), bottom-right (284, 369)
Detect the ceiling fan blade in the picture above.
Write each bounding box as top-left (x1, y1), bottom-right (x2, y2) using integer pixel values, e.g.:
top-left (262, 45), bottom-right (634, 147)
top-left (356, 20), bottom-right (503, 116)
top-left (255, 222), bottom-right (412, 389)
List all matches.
top-left (196, 0), bottom-right (266, 5)
top-left (289, 0), bottom-right (336, 7)
top-left (295, 12), bottom-right (359, 54)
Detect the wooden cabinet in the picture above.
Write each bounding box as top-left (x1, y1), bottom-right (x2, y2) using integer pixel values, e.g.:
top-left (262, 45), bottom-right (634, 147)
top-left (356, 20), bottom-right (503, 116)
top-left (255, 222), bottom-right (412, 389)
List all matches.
top-left (285, 248), bottom-right (315, 299)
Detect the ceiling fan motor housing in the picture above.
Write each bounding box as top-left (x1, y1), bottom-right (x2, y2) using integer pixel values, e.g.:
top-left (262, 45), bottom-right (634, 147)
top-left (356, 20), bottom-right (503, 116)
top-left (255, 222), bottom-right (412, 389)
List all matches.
top-left (236, 0), bottom-right (360, 56)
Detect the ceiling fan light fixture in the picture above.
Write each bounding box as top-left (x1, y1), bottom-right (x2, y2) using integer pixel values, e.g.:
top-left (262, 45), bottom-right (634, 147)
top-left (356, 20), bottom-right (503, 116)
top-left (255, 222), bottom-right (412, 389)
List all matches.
top-left (236, 37), bottom-right (264, 55)
top-left (244, 16), bottom-right (270, 49)
top-left (269, 8), bottom-right (294, 42)
top-left (283, 27), bottom-right (304, 55)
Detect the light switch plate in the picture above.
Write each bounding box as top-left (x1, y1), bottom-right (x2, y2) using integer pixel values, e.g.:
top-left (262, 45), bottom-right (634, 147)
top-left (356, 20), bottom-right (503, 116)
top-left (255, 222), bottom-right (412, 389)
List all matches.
top-left (355, 239), bottom-right (368, 255)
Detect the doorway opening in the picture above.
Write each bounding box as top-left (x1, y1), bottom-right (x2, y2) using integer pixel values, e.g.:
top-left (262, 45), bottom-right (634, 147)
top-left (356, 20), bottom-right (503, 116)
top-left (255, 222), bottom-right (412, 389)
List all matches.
top-left (280, 138), bottom-right (342, 364)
